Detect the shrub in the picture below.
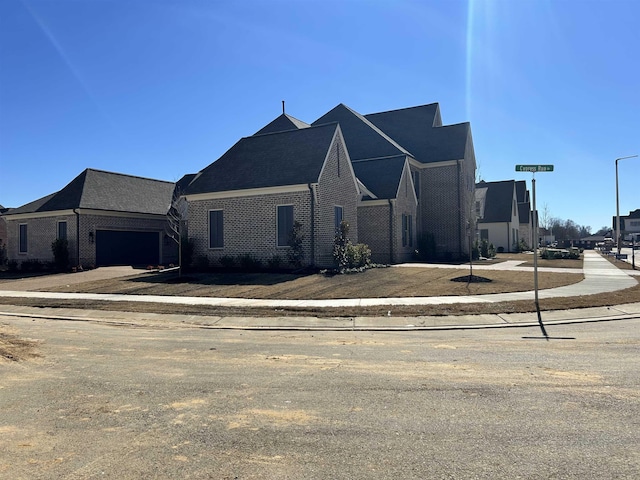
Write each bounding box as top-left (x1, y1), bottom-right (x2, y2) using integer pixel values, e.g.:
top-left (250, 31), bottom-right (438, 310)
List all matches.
top-left (471, 241), bottom-right (480, 260)
top-left (220, 255), bottom-right (236, 269)
top-left (238, 254), bottom-right (262, 271)
top-left (0, 240), bottom-right (6, 266)
top-left (21, 259), bottom-right (44, 272)
top-left (497, 246), bottom-right (504, 253)
top-left (51, 238), bottom-right (70, 272)
top-left (333, 220), bottom-right (351, 269)
top-left (193, 255), bottom-right (209, 271)
top-left (181, 237), bottom-right (195, 270)
top-left (346, 243), bottom-right (372, 269)
top-left (267, 255), bottom-right (283, 270)
top-left (287, 221), bottom-right (305, 268)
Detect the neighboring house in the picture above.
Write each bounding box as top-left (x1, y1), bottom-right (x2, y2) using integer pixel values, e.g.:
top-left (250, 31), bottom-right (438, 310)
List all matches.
top-left (577, 233), bottom-right (613, 250)
top-left (475, 180), bottom-right (521, 252)
top-left (538, 227), bottom-right (555, 246)
top-left (515, 180), bottom-right (533, 248)
top-left (0, 205), bottom-right (8, 262)
top-left (613, 209), bottom-right (640, 241)
top-left (183, 123), bottom-right (359, 268)
top-left (3, 169), bottom-right (177, 268)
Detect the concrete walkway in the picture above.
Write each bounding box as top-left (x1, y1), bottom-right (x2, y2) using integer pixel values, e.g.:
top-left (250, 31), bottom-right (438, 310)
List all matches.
top-left (0, 251), bottom-right (639, 331)
top-left (0, 251), bottom-right (636, 308)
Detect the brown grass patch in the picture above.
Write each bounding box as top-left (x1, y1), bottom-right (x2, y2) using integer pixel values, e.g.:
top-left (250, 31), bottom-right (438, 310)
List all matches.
top-left (38, 267), bottom-right (582, 300)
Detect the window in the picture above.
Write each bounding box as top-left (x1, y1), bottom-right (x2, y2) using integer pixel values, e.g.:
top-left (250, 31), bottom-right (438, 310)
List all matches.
top-left (402, 214), bottom-right (413, 247)
top-left (58, 221), bottom-right (67, 240)
top-left (475, 201), bottom-right (481, 217)
top-left (208, 210), bottom-right (223, 248)
top-left (334, 206), bottom-right (343, 233)
top-left (277, 205), bottom-right (294, 247)
top-left (480, 229), bottom-right (489, 240)
top-left (19, 224), bottom-right (27, 253)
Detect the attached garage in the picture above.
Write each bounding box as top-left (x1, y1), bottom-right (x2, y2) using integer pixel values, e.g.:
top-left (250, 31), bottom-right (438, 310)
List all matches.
top-left (96, 230), bottom-right (160, 267)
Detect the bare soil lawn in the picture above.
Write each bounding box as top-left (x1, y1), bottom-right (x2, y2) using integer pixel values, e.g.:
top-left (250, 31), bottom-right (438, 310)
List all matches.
top-left (0, 252), bottom-right (637, 318)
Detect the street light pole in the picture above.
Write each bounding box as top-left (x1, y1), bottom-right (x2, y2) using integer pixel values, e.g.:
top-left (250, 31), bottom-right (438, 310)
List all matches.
top-left (615, 155), bottom-right (638, 255)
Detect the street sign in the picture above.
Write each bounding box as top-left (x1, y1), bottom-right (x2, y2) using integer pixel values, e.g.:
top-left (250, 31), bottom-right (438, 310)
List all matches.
top-left (515, 165), bottom-right (554, 172)
top-left (616, 254), bottom-right (628, 260)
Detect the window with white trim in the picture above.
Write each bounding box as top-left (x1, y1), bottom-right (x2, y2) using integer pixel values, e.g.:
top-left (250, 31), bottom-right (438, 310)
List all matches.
top-left (57, 221), bottom-right (67, 240)
top-left (19, 224), bottom-right (27, 253)
top-left (209, 210), bottom-right (224, 248)
top-left (277, 205), bottom-right (294, 247)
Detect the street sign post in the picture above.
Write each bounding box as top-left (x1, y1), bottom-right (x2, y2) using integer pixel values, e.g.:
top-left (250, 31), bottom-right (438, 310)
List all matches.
top-left (516, 164), bottom-right (555, 339)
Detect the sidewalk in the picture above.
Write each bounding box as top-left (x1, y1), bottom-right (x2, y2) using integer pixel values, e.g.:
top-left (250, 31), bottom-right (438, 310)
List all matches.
top-left (0, 251), bottom-right (638, 330)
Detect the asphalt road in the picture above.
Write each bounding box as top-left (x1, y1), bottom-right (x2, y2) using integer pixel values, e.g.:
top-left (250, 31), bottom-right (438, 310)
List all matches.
top-left (1, 316), bottom-right (639, 479)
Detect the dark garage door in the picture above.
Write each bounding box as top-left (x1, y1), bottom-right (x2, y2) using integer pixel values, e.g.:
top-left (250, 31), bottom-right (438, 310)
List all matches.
top-left (96, 230), bottom-right (160, 266)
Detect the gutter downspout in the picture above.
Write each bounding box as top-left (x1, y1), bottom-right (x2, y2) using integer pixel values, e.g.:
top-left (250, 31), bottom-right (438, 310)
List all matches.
top-left (308, 183), bottom-right (315, 266)
top-left (388, 199), bottom-right (394, 264)
top-left (457, 160), bottom-right (462, 259)
top-left (73, 209), bottom-right (80, 267)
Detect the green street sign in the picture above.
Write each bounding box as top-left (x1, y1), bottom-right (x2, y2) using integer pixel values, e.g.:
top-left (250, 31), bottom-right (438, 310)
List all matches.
top-left (515, 164), bottom-right (554, 172)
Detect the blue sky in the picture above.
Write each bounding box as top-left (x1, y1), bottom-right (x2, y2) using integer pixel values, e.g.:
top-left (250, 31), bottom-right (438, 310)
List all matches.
top-left (1, 0), bottom-right (638, 233)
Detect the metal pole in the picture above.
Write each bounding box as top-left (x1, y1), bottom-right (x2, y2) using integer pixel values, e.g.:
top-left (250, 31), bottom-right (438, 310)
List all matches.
top-left (532, 175), bottom-right (548, 339)
top-left (615, 155), bottom-right (638, 256)
top-left (616, 158), bottom-right (620, 256)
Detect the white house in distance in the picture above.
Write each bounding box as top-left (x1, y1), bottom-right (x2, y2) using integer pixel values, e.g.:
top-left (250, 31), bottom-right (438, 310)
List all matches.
top-left (475, 180), bottom-right (531, 253)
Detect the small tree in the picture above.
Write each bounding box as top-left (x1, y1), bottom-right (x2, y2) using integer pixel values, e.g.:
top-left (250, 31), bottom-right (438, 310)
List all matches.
top-left (287, 220), bottom-right (305, 268)
top-left (0, 239), bottom-right (6, 266)
top-left (333, 220), bottom-right (351, 270)
top-left (51, 238), bottom-right (69, 272)
top-left (166, 186), bottom-right (188, 276)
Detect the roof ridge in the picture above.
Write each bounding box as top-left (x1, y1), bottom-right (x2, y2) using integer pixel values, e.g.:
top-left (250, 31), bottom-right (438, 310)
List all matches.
top-left (337, 104), bottom-right (412, 156)
top-left (351, 154), bottom-right (409, 163)
top-left (83, 168), bottom-right (174, 185)
top-left (250, 121), bottom-right (338, 139)
top-left (366, 102), bottom-right (440, 116)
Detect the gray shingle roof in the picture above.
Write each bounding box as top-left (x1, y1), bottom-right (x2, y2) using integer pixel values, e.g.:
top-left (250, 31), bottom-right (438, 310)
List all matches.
top-left (518, 202), bottom-right (531, 224)
top-left (312, 104), bottom-right (411, 161)
top-left (6, 169), bottom-right (175, 216)
top-left (352, 156), bottom-right (408, 200)
top-left (365, 104), bottom-right (469, 164)
top-left (515, 180), bottom-right (529, 203)
top-left (477, 180), bottom-right (516, 223)
top-left (185, 123), bottom-right (339, 195)
top-left (254, 113), bottom-right (310, 135)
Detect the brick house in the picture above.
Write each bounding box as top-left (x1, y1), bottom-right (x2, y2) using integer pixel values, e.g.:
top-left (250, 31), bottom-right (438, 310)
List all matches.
top-left (182, 101), bottom-right (476, 266)
top-left (183, 123), bottom-right (359, 268)
top-left (475, 180), bottom-right (523, 253)
top-left (2, 169), bottom-right (177, 268)
top-left (515, 180), bottom-right (533, 248)
top-left (0, 205), bottom-right (8, 263)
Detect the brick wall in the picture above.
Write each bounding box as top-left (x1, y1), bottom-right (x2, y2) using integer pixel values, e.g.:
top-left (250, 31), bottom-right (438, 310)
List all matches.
top-left (415, 155), bottom-right (476, 260)
top-left (188, 191), bottom-right (313, 267)
top-left (316, 130), bottom-right (359, 266)
top-left (5, 214), bottom-right (78, 266)
top-left (358, 202), bottom-right (391, 264)
top-left (5, 213), bottom-right (172, 268)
